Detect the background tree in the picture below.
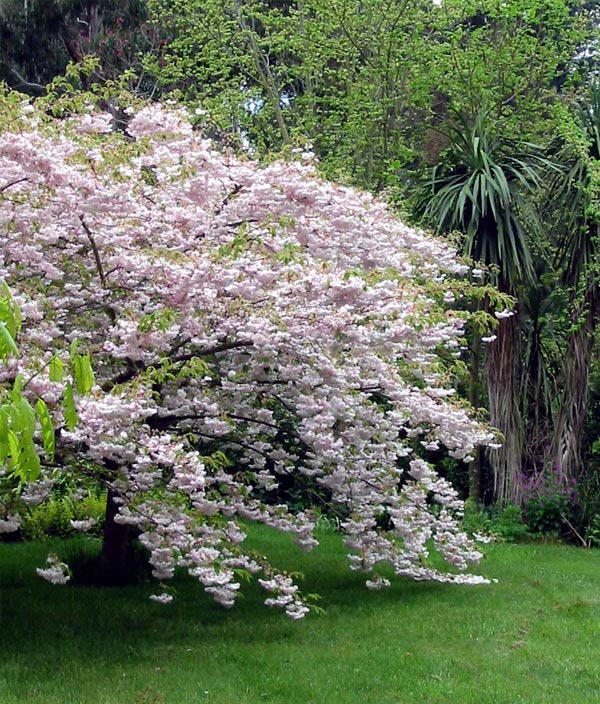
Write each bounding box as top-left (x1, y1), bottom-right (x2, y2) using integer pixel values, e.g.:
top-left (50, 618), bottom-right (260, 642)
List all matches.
top-left (413, 110), bottom-right (551, 503)
top-left (0, 0), bottom-right (156, 94)
top-left (144, 0), bottom-right (592, 189)
top-left (544, 87), bottom-right (600, 484)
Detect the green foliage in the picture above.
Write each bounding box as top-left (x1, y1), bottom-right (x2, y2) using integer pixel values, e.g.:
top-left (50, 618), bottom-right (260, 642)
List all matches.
top-left (70, 340), bottom-right (95, 395)
top-left (142, 0), bottom-right (593, 190)
top-left (0, 281), bottom-right (21, 360)
top-left (0, 0), bottom-right (154, 95)
top-left (463, 500), bottom-right (531, 543)
top-left (519, 465), bottom-right (580, 538)
top-left (20, 492), bottom-right (106, 540)
top-left (0, 282), bottom-right (97, 488)
top-left (491, 504), bottom-right (532, 543)
top-left (522, 494), bottom-right (572, 538)
top-left (584, 513), bottom-right (600, 547)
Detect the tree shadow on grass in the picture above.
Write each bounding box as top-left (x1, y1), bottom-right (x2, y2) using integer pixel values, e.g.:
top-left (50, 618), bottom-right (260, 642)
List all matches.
top-left (0, 529), bottom-right (475, 670)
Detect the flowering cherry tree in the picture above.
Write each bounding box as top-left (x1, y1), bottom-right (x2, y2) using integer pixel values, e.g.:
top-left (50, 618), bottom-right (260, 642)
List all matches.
top-left (0, 93), bottom-right (493, 617)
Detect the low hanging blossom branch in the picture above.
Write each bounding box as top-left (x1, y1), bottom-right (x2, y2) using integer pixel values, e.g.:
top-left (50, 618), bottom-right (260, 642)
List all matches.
top-left (0, 95), bottom-right (495, 618)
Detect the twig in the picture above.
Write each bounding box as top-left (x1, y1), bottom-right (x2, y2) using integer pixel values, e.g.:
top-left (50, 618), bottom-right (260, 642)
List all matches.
top-left (79, 215), bottom-right (107, 287)
top-left (8, 66), bottom-right (45, 93)
top-left (560, 512), bottom-right (588, 548)
top-left (0, 177), bottom-right (28, 193)
top-left (214, 183), bottom-right (243, 216)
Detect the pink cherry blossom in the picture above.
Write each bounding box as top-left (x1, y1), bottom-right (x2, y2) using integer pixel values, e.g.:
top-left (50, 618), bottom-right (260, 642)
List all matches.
top-left (0, 96), bottom-right (495, 617)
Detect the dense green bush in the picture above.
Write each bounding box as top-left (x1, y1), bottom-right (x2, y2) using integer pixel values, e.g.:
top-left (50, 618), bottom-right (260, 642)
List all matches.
top-left (462, 500), bottom-right (530, 543)
top-left (21, 493), bottom-right (106, 540)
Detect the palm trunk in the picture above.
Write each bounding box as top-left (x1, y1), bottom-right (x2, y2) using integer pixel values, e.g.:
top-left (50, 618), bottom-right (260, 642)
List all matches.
top-left (486, 311), bottom-right (524, 504)
top-left (522, 322), bottom-right (552, 475)
top-left (550, 282), bottom-right (599, 483)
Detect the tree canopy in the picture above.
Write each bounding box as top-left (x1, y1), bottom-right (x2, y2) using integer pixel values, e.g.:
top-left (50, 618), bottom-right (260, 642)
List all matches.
top-left (0, 91), bottom-right (494, 613)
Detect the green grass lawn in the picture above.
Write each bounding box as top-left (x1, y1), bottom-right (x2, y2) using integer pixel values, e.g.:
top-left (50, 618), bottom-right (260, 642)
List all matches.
top-left (1, 528), bottom-right (600, 704)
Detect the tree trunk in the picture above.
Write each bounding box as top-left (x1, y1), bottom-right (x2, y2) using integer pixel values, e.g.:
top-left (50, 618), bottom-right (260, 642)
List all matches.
top-left (98, 487), bottom-right (137, 585)
top-left (468, 326), bottom-right (482, 501)
top-left (486, 311), bottom-right (524, 504)
top-left (232, 0), bottom-right (290, 146)
top-left (521, 317), bottom-right (553, 476)
top-left (550, 283), bottom-right (599, 483)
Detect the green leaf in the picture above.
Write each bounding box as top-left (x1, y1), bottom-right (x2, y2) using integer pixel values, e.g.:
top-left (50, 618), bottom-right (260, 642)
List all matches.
top-left (11, 372), bottom-right (24, 402)
top-left (7, 428), bottom-right (20, 468)
top-left (0, 407), bottom-right (9, 463)
top-left (11, 397), bottom-right (36, 441)
top-left (63, 382), bottom-right (78, 431)
top-left (0, 322), bottom-right (18, 361)
top-left (18, 443), bottom-right (41, 482)
top-left (49, 356), bottom-right (66, 383)
top-left (71, 341), bottom-right (95, 395)
top-left (37, 398), bottom-right (55, 461)
top-left (0, 281), bottom-right (21, 338)
top-left (74, 352), bottom-right (95, 394)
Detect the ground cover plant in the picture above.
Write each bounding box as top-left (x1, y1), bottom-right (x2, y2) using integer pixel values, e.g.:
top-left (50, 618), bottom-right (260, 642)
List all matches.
top-left (1, 527), bottom-right (600, 704)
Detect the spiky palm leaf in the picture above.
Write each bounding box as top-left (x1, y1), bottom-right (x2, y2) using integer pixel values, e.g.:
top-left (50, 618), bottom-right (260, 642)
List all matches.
top-left (416, 110), bottom-right (552, 288)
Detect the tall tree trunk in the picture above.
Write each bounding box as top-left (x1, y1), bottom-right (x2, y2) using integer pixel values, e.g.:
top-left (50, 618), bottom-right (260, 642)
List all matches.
top-left (468, 322), bottom-right (483, 501)
top-left (550, 283), bottom-right (599, 483)
top-left (487, 311), bottom-right (524, 504)
top-left (521, 301), bottom-right (554, 476)
top-left (232, 0), bottom-right (290, 146)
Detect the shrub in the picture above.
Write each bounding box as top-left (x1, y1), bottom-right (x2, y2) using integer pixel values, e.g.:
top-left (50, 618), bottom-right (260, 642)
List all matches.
top-left (519, 468), bottom-right (578, 539)
top-left (463, 501), bottom-right (530, 543)
top-left (21, 493), bottom-right (106, 540)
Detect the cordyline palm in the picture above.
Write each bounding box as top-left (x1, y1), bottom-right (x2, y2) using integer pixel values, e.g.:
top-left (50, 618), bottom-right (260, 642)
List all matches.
top-left (414, 111), bottom-right (551, 504)
top-left (546, 85), bottom-right (600, 484)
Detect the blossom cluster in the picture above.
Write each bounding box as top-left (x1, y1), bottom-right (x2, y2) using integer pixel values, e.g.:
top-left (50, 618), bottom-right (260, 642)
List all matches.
top-left (0, 96), bottom-right (493, 616)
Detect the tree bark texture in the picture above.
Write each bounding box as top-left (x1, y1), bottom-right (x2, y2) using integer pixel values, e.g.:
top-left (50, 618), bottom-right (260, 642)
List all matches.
top-left (550, 283), bottom-right (599, 483)
top-left (486, 312), bottom-right (524, 504)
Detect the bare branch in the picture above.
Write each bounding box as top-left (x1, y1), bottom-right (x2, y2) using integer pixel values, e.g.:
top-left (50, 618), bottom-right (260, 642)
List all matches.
top-left (8, 66), bottom-right (45, 93)
top-left (79, 215), bottom-right (107, 287)
top-left (0, 177), bottom-right (28, 194)
top-left (214, 183), bottom-right (243, 216)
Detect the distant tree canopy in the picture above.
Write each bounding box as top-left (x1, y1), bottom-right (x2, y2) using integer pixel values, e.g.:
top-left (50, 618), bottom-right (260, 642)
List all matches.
top-left (143, 0), bottom-right (599, 188)
top-left (0, 0), bottom-right (151, 92)
top-left (2, 1), bottom-right (598, 186)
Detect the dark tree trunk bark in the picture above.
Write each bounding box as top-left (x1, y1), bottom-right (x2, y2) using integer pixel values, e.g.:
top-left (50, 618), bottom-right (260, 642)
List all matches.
top-left (468, 327), bottom-right (482, 501)
top-left (522, 320), bottom-right (553, 476)
top-left (97, 487), bottom-right (138, 585)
